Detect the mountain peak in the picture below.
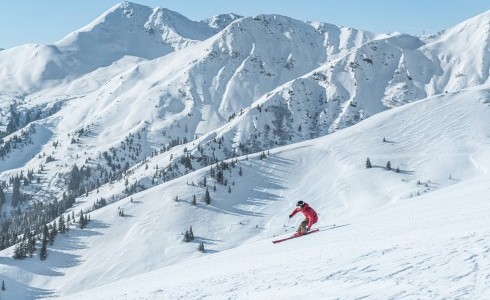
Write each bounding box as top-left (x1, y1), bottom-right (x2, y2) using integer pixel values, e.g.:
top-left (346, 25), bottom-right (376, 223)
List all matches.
top-left (205, 13), bottom-right (243, 31)
top-left (426, 9), bottom-right (490, 41)
top-left (90, 1), bottom-right (153, 29)
top-left (143, 6), bottom-right (215, 41)
top-left (50, 1), bottom-right (223, 76)
top-left (58, 1), bottom-right (220, 50)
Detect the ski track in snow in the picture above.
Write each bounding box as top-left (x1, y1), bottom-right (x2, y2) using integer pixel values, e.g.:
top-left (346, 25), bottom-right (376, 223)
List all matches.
top-left (61, 227), bottom-right (490, 300)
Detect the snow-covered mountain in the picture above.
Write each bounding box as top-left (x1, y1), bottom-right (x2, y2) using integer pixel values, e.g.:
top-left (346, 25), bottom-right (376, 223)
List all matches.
top-left (0, 2), bottom-right (237, 95)
top-left (421, 11), bottom-right (490, 93)
top-left (0, 6), bottom-right (386, 203)
top-left (0, 2), bottom-right (489, 299)
top-left (2, 79), bottom-right (490, 300)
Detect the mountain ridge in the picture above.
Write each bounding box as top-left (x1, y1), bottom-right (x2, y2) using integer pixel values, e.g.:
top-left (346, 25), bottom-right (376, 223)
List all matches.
top-left (0, 4), bottom-right (489, 299)
top-left (1, 3), bottom-right (489, 211)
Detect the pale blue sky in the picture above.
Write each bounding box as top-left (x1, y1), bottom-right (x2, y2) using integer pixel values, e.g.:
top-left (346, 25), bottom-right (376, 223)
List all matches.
top-left (1, 0), bottom-right (489, 49)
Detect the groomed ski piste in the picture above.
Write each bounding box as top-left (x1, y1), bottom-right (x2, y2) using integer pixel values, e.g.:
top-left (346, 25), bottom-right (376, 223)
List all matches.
top-left (1, 79), bottom-right (489, 299)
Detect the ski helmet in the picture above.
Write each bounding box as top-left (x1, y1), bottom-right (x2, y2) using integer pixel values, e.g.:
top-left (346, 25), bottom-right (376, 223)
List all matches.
top-left (296, 200), bottom-right (305, 208)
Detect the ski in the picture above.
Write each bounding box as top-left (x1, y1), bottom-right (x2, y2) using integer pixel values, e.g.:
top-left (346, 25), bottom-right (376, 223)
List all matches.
top-left (272, 228), bottom-right (320, 244)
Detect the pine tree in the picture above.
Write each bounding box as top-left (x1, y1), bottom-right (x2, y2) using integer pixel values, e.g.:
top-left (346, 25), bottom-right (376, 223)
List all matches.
top-left (189, 226), bottom-right (194, 240)
top-left (192, 194), bottom-right (197, 206)
top-left (39, 237), bottom-right (48, 260)
top-left (11, 176), bottom-right (21, 207)
top-left (68, 165), bottom-right (81, 192)
top-left (183, 231), bottom-right (191, 242)
top-left (13, 243), bottom-right (26, 259)
top-left (386, 161), bottom-right (391, 171)
top-left (1, 279), bottom-right (5, 291)
top-left (0, 186), bottom-right (5, 210)
top-left (26, 232), bottom-right (36, 257)
top-left (52, 221), bottom-right (58, 236)
top-left (198, 242), bottom-right (205, 252)
top-left (366, 158), bottom-right (372, 169)
top-left (216, 169), bottom-right (224, 185)
top-left (42, 224), bottom-right (49, 237)
top-left (259, 152), bottom-right (267, 160)
top-left (40, 225), bottom-right (48, 261)
top-left (204, 188), bottom-right (211, 205)
top-left (79, 211), bottom-right (85, 229)
top-left (49, 226), bottom-right (55, 246)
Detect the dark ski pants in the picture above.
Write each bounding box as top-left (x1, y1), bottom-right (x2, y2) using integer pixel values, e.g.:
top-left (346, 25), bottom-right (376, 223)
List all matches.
top-left (297, 217), bottom-right (318, 234)
top-left (297, 218), bottom-right (309, 234)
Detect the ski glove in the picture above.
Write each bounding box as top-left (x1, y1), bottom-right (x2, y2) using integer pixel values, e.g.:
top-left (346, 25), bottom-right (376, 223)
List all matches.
top-left (288, 214), bottom-right (292, 218)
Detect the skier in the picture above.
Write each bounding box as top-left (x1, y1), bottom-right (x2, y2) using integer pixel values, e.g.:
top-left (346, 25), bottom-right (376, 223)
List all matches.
top-left (289, 200), bottom-right (318, 235)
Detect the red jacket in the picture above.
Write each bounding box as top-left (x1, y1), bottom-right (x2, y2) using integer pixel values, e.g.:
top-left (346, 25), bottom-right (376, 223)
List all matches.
top-left (290, 203), bottom-right (318, 228)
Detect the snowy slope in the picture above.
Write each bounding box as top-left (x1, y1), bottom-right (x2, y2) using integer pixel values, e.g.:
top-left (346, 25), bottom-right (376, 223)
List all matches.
top-left (0, 3), bottom-right (490, 299)
top-left (62, 85), bottom-right (490, 299)
top-left (63, 176), bottom-right (490, 300)
top-left (1, 82), bottom-right (489, 299)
